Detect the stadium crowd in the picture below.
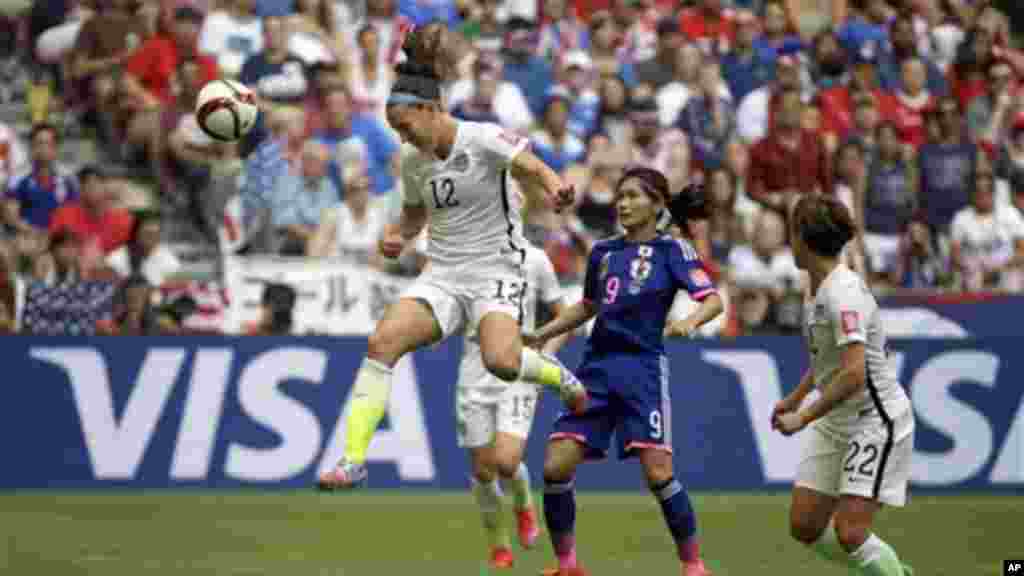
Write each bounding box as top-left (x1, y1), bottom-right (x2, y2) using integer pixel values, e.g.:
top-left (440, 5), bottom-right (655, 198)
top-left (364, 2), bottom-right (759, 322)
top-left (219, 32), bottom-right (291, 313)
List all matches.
top-left (0, 0), bottom-right (1023, 335)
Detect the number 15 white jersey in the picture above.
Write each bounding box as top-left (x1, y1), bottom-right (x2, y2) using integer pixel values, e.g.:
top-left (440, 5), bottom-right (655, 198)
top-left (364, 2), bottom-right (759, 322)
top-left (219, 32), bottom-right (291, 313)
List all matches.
top-left (401, 121), bottom-right (531, 268)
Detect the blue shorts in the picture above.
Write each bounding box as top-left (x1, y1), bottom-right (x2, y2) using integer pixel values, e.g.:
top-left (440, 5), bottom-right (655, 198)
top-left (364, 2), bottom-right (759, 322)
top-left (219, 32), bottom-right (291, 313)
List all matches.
top-left (550, 352), bottom-right (672, 460)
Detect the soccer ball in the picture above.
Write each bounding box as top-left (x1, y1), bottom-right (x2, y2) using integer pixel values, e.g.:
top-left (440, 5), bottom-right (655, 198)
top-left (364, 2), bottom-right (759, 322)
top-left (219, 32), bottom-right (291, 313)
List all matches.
top-left (195, 79), bottom-right (259, 142)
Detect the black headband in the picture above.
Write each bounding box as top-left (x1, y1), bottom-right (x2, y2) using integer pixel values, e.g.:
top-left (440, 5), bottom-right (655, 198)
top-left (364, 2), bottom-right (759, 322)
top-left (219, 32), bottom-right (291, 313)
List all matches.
top-left (391, 72), bottom-right (442, 103)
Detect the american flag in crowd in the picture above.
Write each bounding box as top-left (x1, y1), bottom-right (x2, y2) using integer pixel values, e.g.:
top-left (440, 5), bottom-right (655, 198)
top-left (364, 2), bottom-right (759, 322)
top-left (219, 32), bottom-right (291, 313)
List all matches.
top-left (21, 281), bottom-right (116, 335)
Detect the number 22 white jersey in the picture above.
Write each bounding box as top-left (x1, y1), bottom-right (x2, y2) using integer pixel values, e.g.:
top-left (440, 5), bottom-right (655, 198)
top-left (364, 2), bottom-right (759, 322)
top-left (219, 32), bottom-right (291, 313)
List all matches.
top-left (400, 121), bottom-right (531, 268)
top-left (803, 264), bottom-right (912, 439)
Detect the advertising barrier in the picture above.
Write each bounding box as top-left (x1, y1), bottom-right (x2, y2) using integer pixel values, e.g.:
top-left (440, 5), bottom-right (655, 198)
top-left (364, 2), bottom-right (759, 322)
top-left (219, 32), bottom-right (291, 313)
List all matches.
top-left (2, 336), bottom-right (1021, 491)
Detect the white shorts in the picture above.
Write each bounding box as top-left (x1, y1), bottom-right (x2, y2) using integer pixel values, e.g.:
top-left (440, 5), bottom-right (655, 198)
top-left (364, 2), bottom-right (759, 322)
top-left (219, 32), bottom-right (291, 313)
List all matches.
top-left (796, 411), bottom-right (914, 507)
top-left (455, 344), bottom-right (538, 448)
top-left (400, 252), bottom-right (525, 340)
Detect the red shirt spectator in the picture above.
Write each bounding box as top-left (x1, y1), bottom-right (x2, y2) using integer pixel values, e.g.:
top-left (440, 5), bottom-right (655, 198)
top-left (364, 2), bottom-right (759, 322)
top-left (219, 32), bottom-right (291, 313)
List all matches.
top-left (678, 0), bottom-right (735, 56)
top-left (48, 166), bottom-right (134, 255)
top-left (748, 88), bottom-right (830, 209)
top-left (818, 85), bottom-right (897, 141)
top-left (124, 5), bottom-right (218, 105)
top-left (891, 91), bottom-right (934, 150)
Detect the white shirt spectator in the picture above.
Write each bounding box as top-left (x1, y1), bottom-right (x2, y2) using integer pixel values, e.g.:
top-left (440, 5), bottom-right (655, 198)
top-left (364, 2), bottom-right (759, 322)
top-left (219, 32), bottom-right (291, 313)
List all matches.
top-left (199, 11), bottom-right (263, 77)
top-left (656, 81), bottom-right (731, 127)
top-left (106, 245), bottom-right (182, 287)
top-left (329, 198), bottom-right (387, 261)
top-left (0, 122), bottom-right (28, 191)
top-left (728, 244), bottom-right (802, 290)
top-left (446, 79), bottom-right (535, 133)
top-left (736, 85), bottom-right (772, 144)
top-left (951, 205), bottom-right (1024, 290)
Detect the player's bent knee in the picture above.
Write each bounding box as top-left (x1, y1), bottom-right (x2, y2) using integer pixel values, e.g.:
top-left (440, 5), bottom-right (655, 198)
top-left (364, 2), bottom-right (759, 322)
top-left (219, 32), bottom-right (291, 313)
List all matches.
top-left (482, 344), bottom-right (521, 382)
top-left (641, 454), bottom-right (674, 488)
top-left (543, 439), bottom-right (582, 483)
top-left (833, 514), bottom-right (870, 552)
top-left (789, 517), bottom-right (823, 545)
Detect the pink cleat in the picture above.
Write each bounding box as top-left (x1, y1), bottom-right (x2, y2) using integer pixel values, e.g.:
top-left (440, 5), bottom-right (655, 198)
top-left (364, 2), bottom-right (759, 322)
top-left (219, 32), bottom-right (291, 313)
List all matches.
top-left (490, 547), bottom-right (514, 569)
top-left (516, 508), bottom-right (541, 549)
top-left (316, 458), bottom-right (367, 491)
top-left (683, 560), bottom-right (713, 576)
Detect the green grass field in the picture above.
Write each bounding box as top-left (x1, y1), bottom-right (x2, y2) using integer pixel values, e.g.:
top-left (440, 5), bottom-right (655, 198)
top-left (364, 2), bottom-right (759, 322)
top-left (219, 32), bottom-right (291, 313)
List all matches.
top-left (1, 491), bottom-right (1018, 575)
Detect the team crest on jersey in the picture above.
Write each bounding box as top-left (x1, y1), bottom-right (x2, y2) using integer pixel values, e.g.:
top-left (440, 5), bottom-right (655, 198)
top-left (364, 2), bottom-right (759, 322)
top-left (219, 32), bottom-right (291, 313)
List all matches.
top-left (450, 151), bottom-right (471, 172)
top-left (628, 245), bottom-right (654, 293)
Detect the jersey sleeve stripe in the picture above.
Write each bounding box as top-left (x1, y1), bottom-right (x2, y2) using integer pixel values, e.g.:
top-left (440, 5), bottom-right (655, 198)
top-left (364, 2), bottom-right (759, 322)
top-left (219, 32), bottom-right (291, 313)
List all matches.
top-left (690, 288), bottom-right (716, 301)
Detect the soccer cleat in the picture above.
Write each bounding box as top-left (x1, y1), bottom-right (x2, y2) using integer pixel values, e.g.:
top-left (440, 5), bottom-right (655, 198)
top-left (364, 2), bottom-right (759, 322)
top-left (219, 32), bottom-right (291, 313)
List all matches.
top-left (489, 547), bottom-right (514, 569)
top-left (540, 566), bottom-right (589, 576)
top-left (541, 352), bottom-right (588, 415)
top-left (516, 508), bottom-right (540, 549)
top-left (316, 458), bottom-right (367, 490)
top-left (683, 560), bottom-right (713, 576)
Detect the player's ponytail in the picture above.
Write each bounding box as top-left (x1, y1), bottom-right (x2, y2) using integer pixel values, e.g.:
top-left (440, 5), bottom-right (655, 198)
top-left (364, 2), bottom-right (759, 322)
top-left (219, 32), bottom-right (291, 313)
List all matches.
top-left (792, 194), bottom-right (856, 258)
top-left (668, 183), bottom-right (710, 228)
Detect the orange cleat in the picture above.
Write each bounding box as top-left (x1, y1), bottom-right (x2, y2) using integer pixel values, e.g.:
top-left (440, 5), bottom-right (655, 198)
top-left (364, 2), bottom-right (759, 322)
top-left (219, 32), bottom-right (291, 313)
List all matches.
top-left (516, 508), bottom-right (540, 549)
top-left (490, 547), bottom-right (514, 569)
top-left (683, 560), bottom-right (713, 576)
top-left (540, 566), bottom-right (589, 576)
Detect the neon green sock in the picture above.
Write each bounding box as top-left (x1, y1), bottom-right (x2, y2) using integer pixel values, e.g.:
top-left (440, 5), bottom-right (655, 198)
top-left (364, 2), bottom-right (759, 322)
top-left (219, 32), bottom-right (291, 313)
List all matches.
top-left (519, 348), bottom-right (563, 389)
top-left (472, 478), bottom-right (510, 549)
top-left (343, 359), bottom-right (393, 464)
top-left (850, 534), bottom-right (906, 576)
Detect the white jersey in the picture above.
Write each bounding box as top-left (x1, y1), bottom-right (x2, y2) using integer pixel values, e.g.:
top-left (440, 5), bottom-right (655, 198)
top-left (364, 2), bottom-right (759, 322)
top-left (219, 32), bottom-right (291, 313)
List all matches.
top-left (401, 121), bottom-right (530, 268)
top-left (804, 265), bottom-right (911, 439)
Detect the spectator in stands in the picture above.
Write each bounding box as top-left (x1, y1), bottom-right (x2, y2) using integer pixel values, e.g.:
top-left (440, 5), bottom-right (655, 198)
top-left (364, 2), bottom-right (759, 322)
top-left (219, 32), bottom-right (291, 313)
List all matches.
top-left (876, 13), bottom-right (948, 97)
top-left (560, 50), bottom-right (602, 139)
top-left (531, 88), bottom-right (586, 174)
top-left (747, 87), bottom-right (829, 214)
top-left (587, 10), bottom-right (634, 84)
top-left (634, 17), bottom-right (682, 91)
top-left (70, 0), bottom-right (147, 152)
top-left (918, 95), bottom-right (979, 234)
top-left (104, 275), bottom-right (160, 335)
top-left (288, 0), bottom-right (346, 65)
top-left (864, 122), bottom-right (917, 281)
top-left (575, 155), bottom-right (620, 239)
top-left (503, 17), bottom-right (554, 120)
top-left (752, 1), bottom-right (800, 63)
top-left (628, 95), bottom-right (689, 192)
top-left (676, 59), bottom-right (735, 180)
top-left (348, 24), bottom-right (392, 120)
top-left (0, 121), bottom-right (27, 194)
top-left (314, 86), bottom-right (399, 196)
top-left (736, 50), bottom-right (802, 144)
top-left (966, 58), bottom-right (1016, 145)
top-left (458, 0), bottom-right (504, 49)
top-left (655, 42), bottom-right (713, 128)
top-left (123, 6), bottom-right (219, 175)
top-left (43, 228), bottom-right (82, 285)
top-left (720, 9), bottom-right (774, 105)
top-left (248, 282), bottom-right (297, 334)
top-left (592, 75), bottom-right (631, 156)
top-left (48, 164), bottom-right (133, 259)
top-left (4, 123), bottom-right (76, 235)
top-left (834, 0), bottom-right (888, 61)
top-left (890, 57), bottom-right (935, 151)
top-left (537, 0), bottom-right (588, 63)
top-left (269, 140), bottom-right (338, 254)
top-left (895, 217), bottom-right (944, 289)
top-left (678, 0), bottom-right (735, 57)
top-left (809, 28), bottom-right (848, 92)
top-left (845, 90), bottom-right (881, 158)
top-left (308, 158), bottom-right (386, 263)
top-left (199, 0), bottom-right (263, 78)
top-left (705, 167), bottom-right (745, 263)
top-left (950, 169), bottom-right (1024, 291)
top-left (949, 27), bottom-right (997, 111)
top-left (240, 15), bottom-right (308, 105)
top-left (994, 115), bottom-right (1024, 198)
top-left (726, 209), bottom-right (801, 334)
top-left (451, 56), bottom-right (533, 132)
top-left (105, 210), bottom-right (181, 287)
top-left (816, 45), bottom-right (897, 153)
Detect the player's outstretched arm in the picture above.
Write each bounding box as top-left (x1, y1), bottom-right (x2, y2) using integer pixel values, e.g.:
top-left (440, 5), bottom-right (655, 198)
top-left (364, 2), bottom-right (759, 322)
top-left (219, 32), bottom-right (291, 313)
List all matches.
top-left (664, 292), bottom-right (723, 338)
top-left (525, 300), bottom-right (597, 349)
top-left (540, 301), bottom-right (573, 355)
top-left (508, 150), bottom-right (574, 212)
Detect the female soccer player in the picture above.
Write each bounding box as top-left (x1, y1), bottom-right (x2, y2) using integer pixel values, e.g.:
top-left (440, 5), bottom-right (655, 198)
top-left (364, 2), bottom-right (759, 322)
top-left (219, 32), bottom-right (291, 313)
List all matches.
top-left (526, 168), bottom-right (724, 576)
top-left (317, 53), bottom-right (587, 489)
top-left (773, 194), bottom-right (915, 576)
top-left (456, 243), bottom-right (569, 570)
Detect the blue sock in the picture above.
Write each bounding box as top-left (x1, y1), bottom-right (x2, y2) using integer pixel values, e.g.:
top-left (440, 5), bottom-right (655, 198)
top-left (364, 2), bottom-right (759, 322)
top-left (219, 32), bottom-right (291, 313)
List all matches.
top-left (653, 477), bottom-right (700, 562)
top-left (543, 478), bottom-right (577, 559)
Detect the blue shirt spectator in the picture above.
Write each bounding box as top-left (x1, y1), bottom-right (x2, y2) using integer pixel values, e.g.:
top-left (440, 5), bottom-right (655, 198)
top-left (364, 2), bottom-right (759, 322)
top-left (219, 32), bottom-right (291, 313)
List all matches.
top-left (4, 125), bottom-right (77, 230)
top-left (875, 51), bottom-right (948, 97)
top-left (676, 92), bottom-right (735, 174)
top-left (919, 139), bottom-right (978, 233)
top-left (502, 18), bottom-right (555, 119)
top-left (531, 90), bottom-right (586, 173)
top-left (314, 88), bottom-right (399, 196)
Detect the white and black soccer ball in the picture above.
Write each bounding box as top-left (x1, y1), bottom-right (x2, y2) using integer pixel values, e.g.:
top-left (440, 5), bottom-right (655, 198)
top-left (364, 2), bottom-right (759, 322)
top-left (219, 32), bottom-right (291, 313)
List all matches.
top-left (195, 79), bottom-right (259, 142)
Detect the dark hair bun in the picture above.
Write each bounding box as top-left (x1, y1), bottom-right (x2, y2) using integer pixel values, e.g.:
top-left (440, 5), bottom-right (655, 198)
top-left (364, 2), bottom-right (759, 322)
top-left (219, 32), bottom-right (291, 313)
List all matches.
top-left (395, 60), bottom-right (440, 81)
top-left (669, 183), bottom-right (709, 226)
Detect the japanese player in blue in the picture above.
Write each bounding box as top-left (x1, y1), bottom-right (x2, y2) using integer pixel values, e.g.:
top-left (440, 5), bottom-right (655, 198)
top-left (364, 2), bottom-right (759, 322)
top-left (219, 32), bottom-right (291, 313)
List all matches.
top-left (525, 167), bottom-right (724, 576)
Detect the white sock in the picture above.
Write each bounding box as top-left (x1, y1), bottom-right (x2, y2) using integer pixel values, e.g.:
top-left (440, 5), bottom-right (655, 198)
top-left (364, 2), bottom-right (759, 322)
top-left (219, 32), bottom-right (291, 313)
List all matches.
top-left (500, 462), bottom-right (533, 511)
top-left (849, 534), bottom-right (905, 576)
top-left (471, 478), bottom-right (509, 549)
top-left (810, 520), bottom-right (853, 568)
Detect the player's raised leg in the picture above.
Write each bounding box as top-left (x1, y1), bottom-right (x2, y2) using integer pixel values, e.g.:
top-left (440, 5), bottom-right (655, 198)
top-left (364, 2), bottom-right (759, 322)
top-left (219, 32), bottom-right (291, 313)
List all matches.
top-left (318, 297), bottom-right (442, 490)
top-left (638, 448), bottom-right (711, 576)
top-left (477, 311), bottom-right (587, 414)
top-left (540, 438), bottom-right (587, 576)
